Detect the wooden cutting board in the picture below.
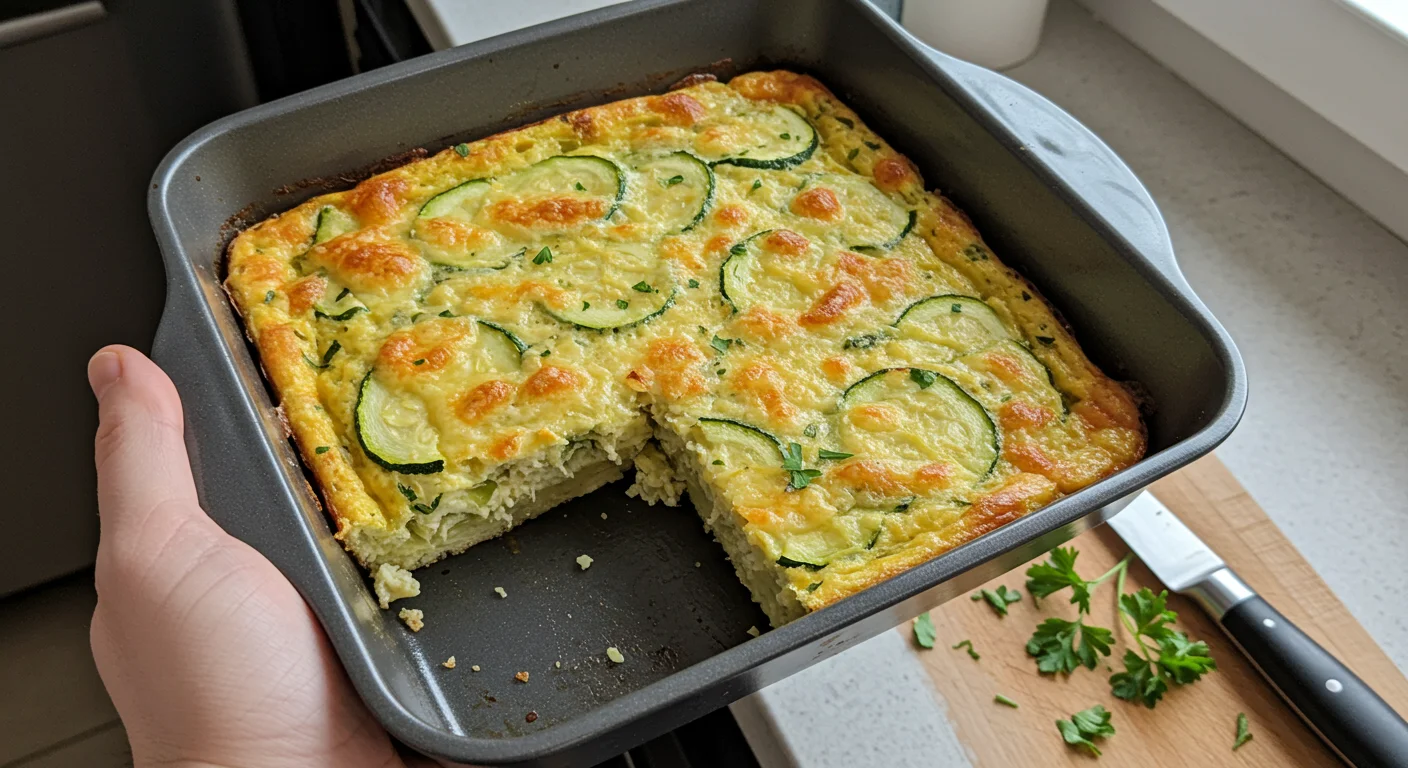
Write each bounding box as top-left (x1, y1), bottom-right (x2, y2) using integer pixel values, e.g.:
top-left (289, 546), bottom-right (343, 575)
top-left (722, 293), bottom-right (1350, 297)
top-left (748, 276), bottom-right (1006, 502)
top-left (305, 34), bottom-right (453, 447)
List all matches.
top-left (906, 455), bottom-right (1408, 766)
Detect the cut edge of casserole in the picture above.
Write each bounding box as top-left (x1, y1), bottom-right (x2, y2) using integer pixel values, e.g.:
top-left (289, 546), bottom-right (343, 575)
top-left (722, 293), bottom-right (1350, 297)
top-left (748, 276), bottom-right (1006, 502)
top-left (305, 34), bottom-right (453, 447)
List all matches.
top-left (224, 70), bottom-right (1147, 627)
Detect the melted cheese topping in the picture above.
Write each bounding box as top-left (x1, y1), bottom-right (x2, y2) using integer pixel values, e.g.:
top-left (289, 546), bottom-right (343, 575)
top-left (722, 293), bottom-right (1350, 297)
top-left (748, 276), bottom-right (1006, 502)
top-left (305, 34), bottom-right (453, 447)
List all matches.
top-left (226, 70), bottom-right (1145, 618)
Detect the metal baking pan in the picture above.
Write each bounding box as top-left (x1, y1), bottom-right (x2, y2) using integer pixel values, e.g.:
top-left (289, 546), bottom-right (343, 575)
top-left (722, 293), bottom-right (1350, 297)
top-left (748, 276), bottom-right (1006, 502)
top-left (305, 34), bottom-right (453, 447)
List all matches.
top-left (147, 0), bottom-right (1246, 764)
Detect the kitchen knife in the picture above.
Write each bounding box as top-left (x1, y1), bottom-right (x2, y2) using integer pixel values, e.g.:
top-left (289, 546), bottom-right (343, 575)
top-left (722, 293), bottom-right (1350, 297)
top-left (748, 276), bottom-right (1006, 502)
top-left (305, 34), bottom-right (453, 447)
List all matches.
top-left (1107, 492), bottom-right (1408, 767)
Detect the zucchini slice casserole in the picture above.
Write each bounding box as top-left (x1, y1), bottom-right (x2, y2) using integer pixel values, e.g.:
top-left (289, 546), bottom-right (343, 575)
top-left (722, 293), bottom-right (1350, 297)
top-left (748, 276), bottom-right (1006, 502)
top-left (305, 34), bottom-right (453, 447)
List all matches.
top-left (225, 71), bottom-right (1146, 626)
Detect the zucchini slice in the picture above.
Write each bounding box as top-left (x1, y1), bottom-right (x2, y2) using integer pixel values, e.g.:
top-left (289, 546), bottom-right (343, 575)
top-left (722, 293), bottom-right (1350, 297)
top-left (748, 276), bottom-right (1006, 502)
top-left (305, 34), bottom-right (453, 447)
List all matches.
top-left (838, 368), bottom-right (999, 482)
top-left (413, 179), bottom-right (526, 270)
top-left (474, 320), bottom-right (526, 369)
top-left (789, 173), bottom-right (914, 252)
top-left (354, 371), bottom-right (446, 475)
top-left (707, 105), bottom-right (818, 170)
top-left (776, 512), bottom-right (885, 571)
top-left (507, 155), bottom-right (626, 219)
top-left (696, 417), bottom-right (784, 469)
top-left (633, 151), bottom-right (714, 232)
top-left (464, 480), bottom-right (496, 507)
top-left (418, 178), bottom-right (491, 219)
top-left (894, 295), bottom-right (1017, 353)
top-left (541, 289), bottom-right (676, 331)
top-left (959, 340), bottom-right (1064, 415)
top-left (313, 205), bottom-right (357, 244)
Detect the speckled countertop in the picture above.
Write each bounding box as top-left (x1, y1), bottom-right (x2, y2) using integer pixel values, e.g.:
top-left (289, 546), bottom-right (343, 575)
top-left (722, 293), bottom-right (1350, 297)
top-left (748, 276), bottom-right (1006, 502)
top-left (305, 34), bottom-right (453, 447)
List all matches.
top-left (733, 1), bottom-right (1408, 765)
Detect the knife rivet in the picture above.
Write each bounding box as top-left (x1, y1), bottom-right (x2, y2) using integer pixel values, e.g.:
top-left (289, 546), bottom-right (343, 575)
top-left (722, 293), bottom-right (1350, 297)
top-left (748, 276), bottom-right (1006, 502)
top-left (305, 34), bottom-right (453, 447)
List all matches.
top-left (1262, 618), bottom-right (1276, 628)
top-left (1326, 679), bottom-right (1344, 693)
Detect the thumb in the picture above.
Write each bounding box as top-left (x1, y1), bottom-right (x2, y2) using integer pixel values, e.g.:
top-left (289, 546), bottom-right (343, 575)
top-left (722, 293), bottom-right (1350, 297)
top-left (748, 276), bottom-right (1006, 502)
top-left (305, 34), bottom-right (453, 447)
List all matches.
top-left (89, 345), bottom-right (201, 546)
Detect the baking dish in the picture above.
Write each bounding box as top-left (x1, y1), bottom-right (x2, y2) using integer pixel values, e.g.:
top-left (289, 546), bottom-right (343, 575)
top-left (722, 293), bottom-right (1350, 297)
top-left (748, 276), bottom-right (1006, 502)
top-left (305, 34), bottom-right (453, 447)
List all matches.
top-left (147, 0), bottom-right (1246, 765)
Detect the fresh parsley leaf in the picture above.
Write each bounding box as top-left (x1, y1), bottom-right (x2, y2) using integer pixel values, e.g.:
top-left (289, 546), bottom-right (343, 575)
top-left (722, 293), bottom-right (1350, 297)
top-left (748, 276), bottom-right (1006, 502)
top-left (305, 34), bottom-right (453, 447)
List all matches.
top-left (979, 585), bottom-right (1022, 616)
top-left (1233, 712), bottom-right (1252, 751)
top-left (994, 694), bottom-right (1019, 708)
top-left (909, 368), bottom-right (937, 389)
top-left (397, 484), bottom-right (417, 503)
top-left (1110, 649), bottom-right (1168, 708)
top-left (781, 442), bottom-right (823, 490)
top-left (779, 132), bottom-right (791, 140)
top-left (533, 246), bottom-right (552, 265)
top-left (616, 299), bottom-right (629, 310)
top-left (817, 449), bottom-right (853, 460)
top-left (781, 442), bottom-right (804, 470)
top-left (1027, 617), bottom-right (1113, 674)
top-left (1025, 547), bottom-right (1092, 612)
top-left (439, 310), bottom-right (455, 318)
top-left (662, 175), bottom-right (685, 187)
top-left (716, 368), bottom-right (726, 376)
top-left (574, 181), bottom-right (586, 191)
top-left (320, 340), bottom-right (342, 366)
top-left (315, 446), bottom-right (331, 454)
top-left (1109, 588), bottom-right (1216, 707)
top-left (632, 281), bottom-right (653, 293)
top-left (264, 290), bottom-right (275, 303)
top-left (843, 332), bottom-right (886, 350)
top-left (711, 459), bottom-right (724, 466)
top-left (951, 303), bottom-right (962, 313)
top-left (540, 349), bottom-right (551, 357)
top-left (751, 179), bottom-right (762, 191)
top-left (836, 116), bottom-right (854, 128)
top-left (864, 140), bottom-right (881, 150)
top-left (413, 358), bottom-right (426, 366)
top-left (688, 278), bottom-right (700, 288)
top-left (1158, 631), bottom-right (1216, 684)
top-left (710, 335), bottom-right (733, 355)
top-left (1057, 705), bottom-right (1115, 757)
top-left (453, 143), bottom-right (469, 157)
top-left (582, 301), bottom-right (591, 311)
top-left (952, 639), bottom-right (980, 660)
top-left (847, 147), bottom-right (860, 161)
top-left (913, 612), bottom-right (937, 648)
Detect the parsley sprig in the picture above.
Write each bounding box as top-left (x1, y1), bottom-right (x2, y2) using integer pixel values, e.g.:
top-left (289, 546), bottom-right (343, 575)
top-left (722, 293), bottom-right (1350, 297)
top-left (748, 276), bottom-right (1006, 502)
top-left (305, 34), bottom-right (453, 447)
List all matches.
top-left (1108, 574), bottom-right (1217, 707)
top-left (1023, 548), bottom-right (1128, 674)
top-left (1056, 705), bottom-right (1115, 757)
top-left (781, 442), bottom-right (822, 491)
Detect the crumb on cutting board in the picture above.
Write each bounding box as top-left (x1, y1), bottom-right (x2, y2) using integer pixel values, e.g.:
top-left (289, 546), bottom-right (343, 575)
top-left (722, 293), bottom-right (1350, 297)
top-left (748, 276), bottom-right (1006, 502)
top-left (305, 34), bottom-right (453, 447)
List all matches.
top-left (374, 563), bottom-right (421, 609)
top-left (442, 656), bottom-right (456, 669)
top-left (576, 554), bottom-right (594, 570)
top-left (515, 671), bottom-right (530, 683)
top-left (471, 665), bottom-right (481, 672)
top-left (398, 608), bottom-right (424, 632)
top-left (606, 647), bottom-right (625, 663)
top-left (555, 660), bottom-right (562, 668)
top-left (494, 586), bottom-right (508, 598)
top-left (526, 711), bottom-right (539, 723)
top-left (746, 626), bottom-right (760, 637)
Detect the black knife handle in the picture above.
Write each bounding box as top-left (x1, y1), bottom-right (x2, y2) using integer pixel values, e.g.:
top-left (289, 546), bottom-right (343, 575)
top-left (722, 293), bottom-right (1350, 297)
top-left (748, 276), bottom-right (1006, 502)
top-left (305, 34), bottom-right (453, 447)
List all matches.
top-left (1222, 596), bottom-right (1408, 767)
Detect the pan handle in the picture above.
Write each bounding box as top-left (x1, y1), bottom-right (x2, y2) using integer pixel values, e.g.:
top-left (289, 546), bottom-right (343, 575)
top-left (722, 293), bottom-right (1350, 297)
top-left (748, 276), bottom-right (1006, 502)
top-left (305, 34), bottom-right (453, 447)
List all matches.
top-left (927, 52), bottom-right (1191, 294)
top-left (0, 1), bottom-right (106, 49)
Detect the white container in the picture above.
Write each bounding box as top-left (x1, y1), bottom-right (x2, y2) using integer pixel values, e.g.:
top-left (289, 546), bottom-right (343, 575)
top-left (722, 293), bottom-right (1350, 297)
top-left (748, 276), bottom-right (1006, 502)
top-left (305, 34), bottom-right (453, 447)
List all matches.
top-left (900, 0), bottom-right (1050, 70)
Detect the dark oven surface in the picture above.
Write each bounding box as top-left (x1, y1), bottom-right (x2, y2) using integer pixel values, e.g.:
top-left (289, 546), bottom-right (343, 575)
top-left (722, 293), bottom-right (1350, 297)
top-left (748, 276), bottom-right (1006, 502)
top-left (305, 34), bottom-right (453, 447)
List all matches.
top-left (148, 0), bottom-right (1245, 765)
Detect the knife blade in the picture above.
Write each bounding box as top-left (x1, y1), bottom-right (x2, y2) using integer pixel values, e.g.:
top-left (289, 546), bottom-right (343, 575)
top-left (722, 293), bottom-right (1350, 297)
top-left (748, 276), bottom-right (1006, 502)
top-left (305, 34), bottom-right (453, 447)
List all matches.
top-left (1109, 492), bottom-right (1408, 767)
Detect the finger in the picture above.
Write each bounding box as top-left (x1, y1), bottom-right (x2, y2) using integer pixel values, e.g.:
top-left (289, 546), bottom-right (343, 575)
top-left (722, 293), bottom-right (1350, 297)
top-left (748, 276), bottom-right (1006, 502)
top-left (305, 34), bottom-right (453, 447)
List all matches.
top-left (90, 345), bottom-right (200, 543)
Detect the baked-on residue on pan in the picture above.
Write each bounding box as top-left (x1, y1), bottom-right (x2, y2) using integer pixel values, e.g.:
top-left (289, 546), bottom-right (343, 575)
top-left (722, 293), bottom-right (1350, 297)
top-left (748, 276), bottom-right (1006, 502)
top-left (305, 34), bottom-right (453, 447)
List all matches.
top-left (224, 71), bottom-right (1145, 626)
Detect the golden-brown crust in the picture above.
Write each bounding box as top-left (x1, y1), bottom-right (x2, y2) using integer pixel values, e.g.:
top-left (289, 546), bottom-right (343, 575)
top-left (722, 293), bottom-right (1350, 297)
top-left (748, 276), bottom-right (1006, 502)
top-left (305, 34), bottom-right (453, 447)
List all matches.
top-left (226, 68), bottom-right (1146, 608)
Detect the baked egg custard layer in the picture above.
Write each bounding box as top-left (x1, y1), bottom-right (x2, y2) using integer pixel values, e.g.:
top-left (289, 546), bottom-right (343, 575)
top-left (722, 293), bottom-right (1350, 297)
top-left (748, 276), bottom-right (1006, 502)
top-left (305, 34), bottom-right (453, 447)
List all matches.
top-left (225, 71), bottom-right (1145, 626)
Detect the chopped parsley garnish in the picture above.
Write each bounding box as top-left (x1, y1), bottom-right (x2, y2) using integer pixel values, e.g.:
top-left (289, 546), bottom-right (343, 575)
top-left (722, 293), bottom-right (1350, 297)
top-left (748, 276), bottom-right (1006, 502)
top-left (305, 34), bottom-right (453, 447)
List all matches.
top-left (439, 310), bottom-right (455, 318)
top-left (836, 116), bottom-right (854, 128)
top-left (978, 585), bottom-right (1022, 616)
top-left (709, 335), bottom-right (733, 355)
top-left (781, 442), bottom-right (823, 491)
top-left (716, 368), bottom-right (726, 375)
top-left (335, 287), bottom-right (351, 301)
top-left (751, 179), bottom-right (762, 191)
top-left (994, 694), bottom-right (1019, 708)
top-left (533, 246), bottom-right (553, 265)
top-left (817, 449), bottom-right (853, 460)
top-left (662, 175), bottom-right (685, 187)
top-left (864, 140), bottom-right (881, 150)
top-left (1057, 705), bottom-right (1115, 757)
top-left (413, 359), bottom-right (426, 366)
top-left (688, 278), bottom-right (700, 288)
top-left (843, 332), bottom-right (886, 350)
top-left (574, 181), bottom-right (587, 191)
top-left (1036, 335), bottom-right (1056, 346)
top-left (315, 446), bottom-right (331, 454)
top-left (264, 290), bottom-right (275, 303)
top-left (909, 368), bottom-right (937, 389)
top-left (314, 306), bottom-right (366, 322)
top-left (540, 349), bottom-right (551, 357)
top-left (803, 423), bottom-right (819, 438)
top-left (847, 148), bottom-right (860, 161)
top-left (616, 299), bottom-right (629, 310)
top-left (952, 639), bottom-right (980, 660)
top-left (951, 303), bottom-right (963, 313)
top-left (779, 132), bottom-right (791, 140)
top-left (912, 612), bottom-right (937, 648)
top-left (582, 301), bottom-right (590, 311)
top-left (1109, 587), bottom-right (1217, 708)
top-left (453, 143), bottom-right (469, 156)
top-left (711, 459), bottom-right (724, 466)
top-left (320, 340), bottom-right (342, 366)
top-left (411, 494), bottom-right (442, 514)
top-left (632, 281), bottom-right (654, 293)
top-left (1233, 713), bottom-right (1253, 750)
top-left (397, 484), bottom-right (418, 502)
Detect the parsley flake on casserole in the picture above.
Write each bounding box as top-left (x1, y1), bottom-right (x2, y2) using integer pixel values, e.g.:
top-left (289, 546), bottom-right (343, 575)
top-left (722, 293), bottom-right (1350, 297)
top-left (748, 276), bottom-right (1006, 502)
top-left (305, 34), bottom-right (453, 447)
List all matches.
top-left (225, 71), bottom-right (1145, 626)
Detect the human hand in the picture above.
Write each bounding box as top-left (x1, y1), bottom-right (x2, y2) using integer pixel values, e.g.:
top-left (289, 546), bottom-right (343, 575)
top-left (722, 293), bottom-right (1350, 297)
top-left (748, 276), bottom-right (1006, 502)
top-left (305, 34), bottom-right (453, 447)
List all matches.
top-left (87, 345), bottom-right (429, 768)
